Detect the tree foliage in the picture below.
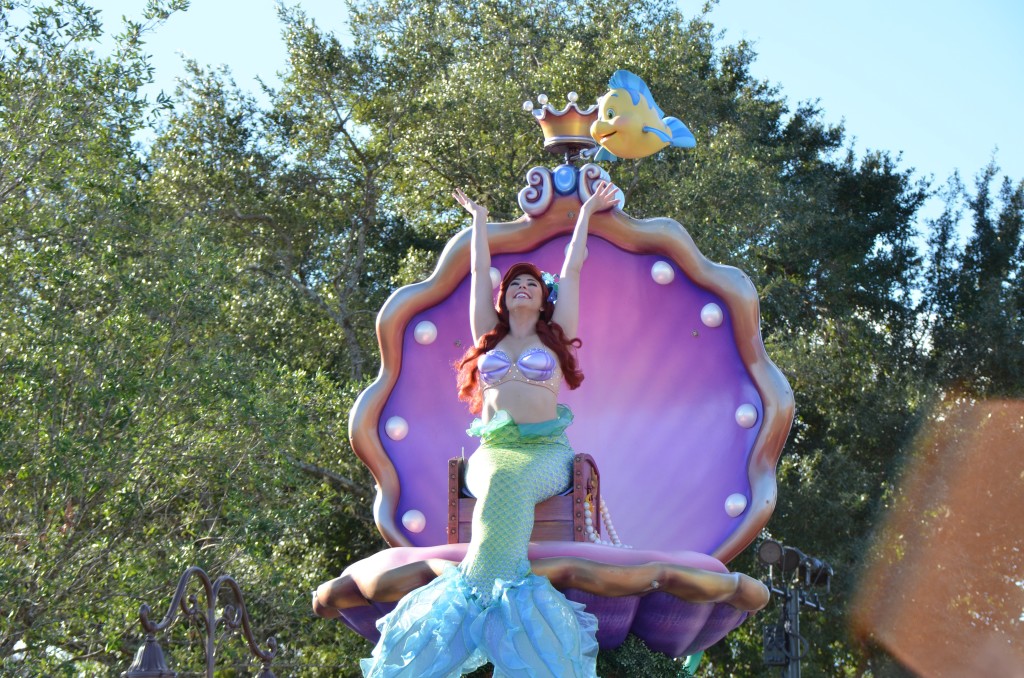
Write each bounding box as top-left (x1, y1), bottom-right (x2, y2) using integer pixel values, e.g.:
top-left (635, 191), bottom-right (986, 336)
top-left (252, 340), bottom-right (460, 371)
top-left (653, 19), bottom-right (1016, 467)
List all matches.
top-left (1, 3), bottom-right (378, 675)
top-left (1, 0), bottom-right (1020, 676)
top-left (922, 164), bottom-right (1024, 397)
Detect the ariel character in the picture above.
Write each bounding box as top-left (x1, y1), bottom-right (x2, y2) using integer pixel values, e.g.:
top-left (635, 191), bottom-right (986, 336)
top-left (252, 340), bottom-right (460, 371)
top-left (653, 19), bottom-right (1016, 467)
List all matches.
top-left (590, 69), bottom-right (696, 161)
top-left (348, 181), bottom-right (620, 676)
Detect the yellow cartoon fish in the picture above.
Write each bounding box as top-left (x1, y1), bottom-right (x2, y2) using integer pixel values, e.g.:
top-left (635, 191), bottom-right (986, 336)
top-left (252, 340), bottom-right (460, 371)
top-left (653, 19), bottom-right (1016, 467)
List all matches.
top-left (590, 70), bottom-right (696, 161)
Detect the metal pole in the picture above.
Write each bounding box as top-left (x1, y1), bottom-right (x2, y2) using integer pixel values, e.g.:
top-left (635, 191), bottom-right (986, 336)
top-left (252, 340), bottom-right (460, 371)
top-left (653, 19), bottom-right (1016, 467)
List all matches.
top-left (785, 588), bottom-right (801, 678)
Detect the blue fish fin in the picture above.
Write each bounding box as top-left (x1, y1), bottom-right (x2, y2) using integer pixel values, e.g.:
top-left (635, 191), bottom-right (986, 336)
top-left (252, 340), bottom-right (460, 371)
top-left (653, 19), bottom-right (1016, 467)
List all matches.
top-left (664, 117), bottom-right (696, 148)
top-left (608, 69), bottom-right (664, 116)
top-left (642, 125), bottom-right (672, 144)
top-left (593, 147), bottom-right (619, 162)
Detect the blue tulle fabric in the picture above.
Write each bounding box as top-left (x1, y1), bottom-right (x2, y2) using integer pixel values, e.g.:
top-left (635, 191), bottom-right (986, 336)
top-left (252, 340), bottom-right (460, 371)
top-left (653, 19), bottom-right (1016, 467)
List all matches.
top-left (361, 565), bottom-right (599, 677)
top-left (361, 405), bottom-right (598, 677)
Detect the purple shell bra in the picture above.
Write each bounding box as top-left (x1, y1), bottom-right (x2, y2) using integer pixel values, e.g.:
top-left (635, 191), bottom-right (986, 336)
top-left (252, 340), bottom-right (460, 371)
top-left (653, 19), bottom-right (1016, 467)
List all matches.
top-left (477, 347), bottom-right (560, 394)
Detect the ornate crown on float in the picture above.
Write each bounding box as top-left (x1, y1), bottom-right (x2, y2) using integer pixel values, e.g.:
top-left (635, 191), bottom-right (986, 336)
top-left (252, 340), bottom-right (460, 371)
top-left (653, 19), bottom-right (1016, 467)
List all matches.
top-left (517, 91), bottom-right (624, 216)
top-left (523, 92), bottom-right (598, 157)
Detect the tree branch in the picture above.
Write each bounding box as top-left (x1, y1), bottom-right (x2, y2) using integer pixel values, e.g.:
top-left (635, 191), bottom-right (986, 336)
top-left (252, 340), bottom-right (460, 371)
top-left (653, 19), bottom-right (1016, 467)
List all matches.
top-left (282, 453), bottom-right (372, 500)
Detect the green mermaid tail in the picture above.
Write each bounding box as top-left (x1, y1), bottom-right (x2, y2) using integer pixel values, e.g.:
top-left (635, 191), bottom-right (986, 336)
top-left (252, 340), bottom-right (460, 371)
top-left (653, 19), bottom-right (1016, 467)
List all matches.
top-left (461, 404), bottom-right (576, 595)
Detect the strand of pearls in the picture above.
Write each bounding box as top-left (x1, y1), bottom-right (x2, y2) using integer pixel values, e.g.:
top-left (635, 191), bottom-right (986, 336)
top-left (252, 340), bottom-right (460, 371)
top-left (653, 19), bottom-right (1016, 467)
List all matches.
top-left (583, 497), bottom-right (631, 548)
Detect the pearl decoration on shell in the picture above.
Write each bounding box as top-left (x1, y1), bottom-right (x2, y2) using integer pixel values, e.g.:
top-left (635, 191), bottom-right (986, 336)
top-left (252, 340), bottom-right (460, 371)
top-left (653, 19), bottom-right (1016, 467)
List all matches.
top-left (583, 498), bottom-right (631, 548)
top-left (651, 260), bottom-right (675, 285)
top-left (385, 416), bottom-right (409, 440)
top-left (735, 404), bottom-right (758, 428)
top-left (413, 320), bottom-right (437, 345)
top-left (402, 509), bottom-right (426, 533)
top-left (701, 302), bottom-right (724, 328)
top-left (724, 493), bottom-right (748, 517)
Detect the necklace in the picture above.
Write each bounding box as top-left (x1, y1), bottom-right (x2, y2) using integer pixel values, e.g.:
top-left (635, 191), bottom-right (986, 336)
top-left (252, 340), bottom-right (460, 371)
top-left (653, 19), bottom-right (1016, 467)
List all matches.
top-left (583, 497), bottom-right (629, 548)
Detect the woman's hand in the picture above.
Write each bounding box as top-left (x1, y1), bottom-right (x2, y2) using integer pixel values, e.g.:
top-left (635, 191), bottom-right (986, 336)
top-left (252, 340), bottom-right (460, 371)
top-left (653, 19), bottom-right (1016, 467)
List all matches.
top-left (453, 188), bottom-right (489, 220)
top-left (582, 180), bottom-right (620, 213)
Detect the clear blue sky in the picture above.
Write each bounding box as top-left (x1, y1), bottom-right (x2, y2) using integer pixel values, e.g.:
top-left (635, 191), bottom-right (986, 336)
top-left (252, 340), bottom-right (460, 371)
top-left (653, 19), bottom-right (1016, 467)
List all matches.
top-left (705, 1), bottom-right (1024, 199)
top-left (91, 0), bottom-right (1023, 213)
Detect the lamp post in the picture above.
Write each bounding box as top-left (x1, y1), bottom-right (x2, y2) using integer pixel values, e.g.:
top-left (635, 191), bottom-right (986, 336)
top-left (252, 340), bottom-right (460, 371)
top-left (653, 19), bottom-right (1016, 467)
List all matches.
top-left (757, 540), bottom-right (833, 678)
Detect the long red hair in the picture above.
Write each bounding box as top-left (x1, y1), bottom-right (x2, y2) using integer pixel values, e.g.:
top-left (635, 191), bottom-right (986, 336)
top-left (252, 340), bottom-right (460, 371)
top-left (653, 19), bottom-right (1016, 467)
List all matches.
top-left (456, 262), bottom-right (583, 413)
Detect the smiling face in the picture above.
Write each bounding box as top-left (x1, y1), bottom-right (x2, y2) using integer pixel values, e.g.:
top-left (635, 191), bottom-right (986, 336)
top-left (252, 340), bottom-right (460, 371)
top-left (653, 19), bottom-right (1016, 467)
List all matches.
top-left (504, 274), bottom-right (544, 314)
top-left (590, 88), bottom-right (669, 159)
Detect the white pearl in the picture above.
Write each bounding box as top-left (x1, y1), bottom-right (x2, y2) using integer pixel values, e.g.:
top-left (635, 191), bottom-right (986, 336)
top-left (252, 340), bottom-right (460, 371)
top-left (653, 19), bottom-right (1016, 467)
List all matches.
top-left (537, 93), bottom-right (548, 105)
top-left (725, 493), bottom-right (748, 517)
top-left (701, 303), bottom-right (724, 327)
top-left (735, 404), bottom-right (758, 428)
top-left (413, 320), bottom-right (437, 345)
top-left (651, 261), bottom-right (675, 285)
top-left (401, 509), bottom-right (426, 533)
top-left (385, 416), bottom-right (409, 440)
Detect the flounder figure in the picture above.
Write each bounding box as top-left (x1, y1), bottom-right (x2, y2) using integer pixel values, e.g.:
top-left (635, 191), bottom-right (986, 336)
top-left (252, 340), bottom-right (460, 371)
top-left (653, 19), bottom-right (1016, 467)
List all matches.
top-left (590, 70), bottom-right (696, 161)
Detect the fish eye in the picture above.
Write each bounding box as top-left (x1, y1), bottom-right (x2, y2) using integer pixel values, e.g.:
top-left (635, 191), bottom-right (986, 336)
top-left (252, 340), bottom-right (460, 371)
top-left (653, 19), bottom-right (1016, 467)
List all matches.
top-left (605, 108), bottom-right (615, 119)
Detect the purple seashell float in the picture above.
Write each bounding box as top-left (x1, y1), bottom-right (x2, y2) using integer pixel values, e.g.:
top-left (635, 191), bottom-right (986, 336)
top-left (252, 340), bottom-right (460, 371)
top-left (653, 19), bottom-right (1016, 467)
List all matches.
top-left (334, 163), bottom-right (794, 656)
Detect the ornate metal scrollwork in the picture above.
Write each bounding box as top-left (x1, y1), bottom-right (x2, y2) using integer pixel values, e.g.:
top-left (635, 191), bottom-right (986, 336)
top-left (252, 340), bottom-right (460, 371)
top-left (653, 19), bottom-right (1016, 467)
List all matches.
top-left (123, 566), bottom-right (278, 678)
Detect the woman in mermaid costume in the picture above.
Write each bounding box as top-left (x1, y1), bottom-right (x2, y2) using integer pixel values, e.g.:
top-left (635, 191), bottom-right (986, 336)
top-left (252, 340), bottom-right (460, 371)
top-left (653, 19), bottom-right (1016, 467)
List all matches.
top-left (349, 182), bottom-right (620, 677)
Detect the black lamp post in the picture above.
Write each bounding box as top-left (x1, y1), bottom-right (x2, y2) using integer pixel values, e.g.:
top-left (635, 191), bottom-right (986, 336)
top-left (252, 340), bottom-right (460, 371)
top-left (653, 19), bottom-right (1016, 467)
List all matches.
top-left (757, 540), bottom-right (833, 678)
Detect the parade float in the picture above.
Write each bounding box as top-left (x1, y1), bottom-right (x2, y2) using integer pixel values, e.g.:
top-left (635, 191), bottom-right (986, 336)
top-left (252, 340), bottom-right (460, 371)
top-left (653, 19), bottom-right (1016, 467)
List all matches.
top-left (321, 71), bottom-right (794, 664)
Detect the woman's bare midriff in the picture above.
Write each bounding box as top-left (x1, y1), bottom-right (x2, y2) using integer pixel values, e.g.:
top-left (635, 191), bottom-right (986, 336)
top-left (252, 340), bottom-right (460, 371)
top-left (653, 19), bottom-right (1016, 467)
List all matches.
top-left (481, 379), bottom-right (560, 424)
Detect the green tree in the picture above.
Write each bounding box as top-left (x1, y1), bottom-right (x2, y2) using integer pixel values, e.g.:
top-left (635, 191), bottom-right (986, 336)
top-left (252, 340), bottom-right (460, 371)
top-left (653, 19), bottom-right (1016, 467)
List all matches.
top-left (922, 163), bottom-right (1024, 397)
top-left (1, 3), bottom-right (378, 675)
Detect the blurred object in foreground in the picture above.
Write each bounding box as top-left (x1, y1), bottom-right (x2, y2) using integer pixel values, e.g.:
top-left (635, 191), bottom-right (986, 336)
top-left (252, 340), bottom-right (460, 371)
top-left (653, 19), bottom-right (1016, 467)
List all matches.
top-left (852, 400), bottom-right (1024, 677)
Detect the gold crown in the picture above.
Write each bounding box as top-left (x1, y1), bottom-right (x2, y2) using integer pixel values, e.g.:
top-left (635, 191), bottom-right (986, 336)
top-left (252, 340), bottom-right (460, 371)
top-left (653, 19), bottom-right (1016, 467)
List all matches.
top-left (524, 93), bottom-right (598, 156)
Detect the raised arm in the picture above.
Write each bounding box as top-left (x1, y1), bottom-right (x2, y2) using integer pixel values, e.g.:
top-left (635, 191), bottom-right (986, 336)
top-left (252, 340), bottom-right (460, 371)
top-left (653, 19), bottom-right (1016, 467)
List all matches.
top-left (552, 181), bottom-right (620, 337)
top-left (454, 188), bottom-right (498, 343)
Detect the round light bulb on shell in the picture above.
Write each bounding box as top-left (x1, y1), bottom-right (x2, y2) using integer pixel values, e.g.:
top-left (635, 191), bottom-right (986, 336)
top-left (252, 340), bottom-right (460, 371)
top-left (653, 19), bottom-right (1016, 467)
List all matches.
top-left (385, 416), bottom-right (409, 440)
top-left (402, 510), bottom-right (426, 533)
top-left (724, 493), bottom-right (748, 517)
top-left (701, 303), bottom-right (724, 328)
top-left (413, 321), bottom-right (437, 345)
top-left (651, 261), bottom-right (675, 285)
top-left (735, 404), bottom-right (758, 428)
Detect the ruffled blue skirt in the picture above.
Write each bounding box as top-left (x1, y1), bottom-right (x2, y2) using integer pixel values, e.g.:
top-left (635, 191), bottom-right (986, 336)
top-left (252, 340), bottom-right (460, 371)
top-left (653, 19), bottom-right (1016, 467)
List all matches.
top-left (361, 565), bottom-right (599, 677)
